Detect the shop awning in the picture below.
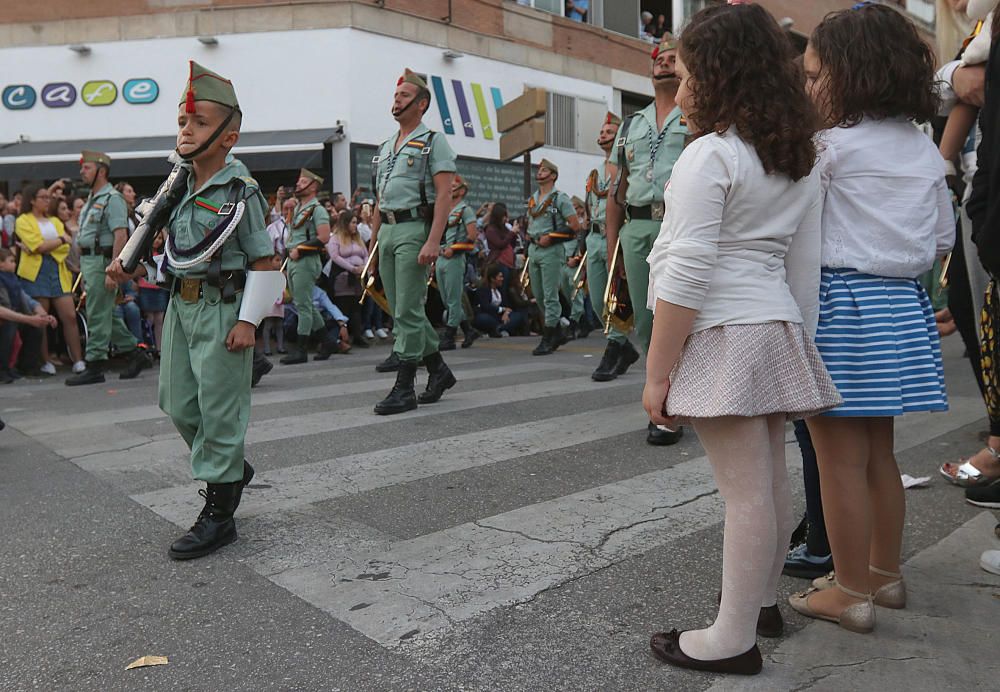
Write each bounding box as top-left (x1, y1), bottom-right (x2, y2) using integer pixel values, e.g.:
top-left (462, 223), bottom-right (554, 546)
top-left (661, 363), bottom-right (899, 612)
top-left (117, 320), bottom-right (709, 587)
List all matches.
top-left (0, 128), bottom-right (340, 181)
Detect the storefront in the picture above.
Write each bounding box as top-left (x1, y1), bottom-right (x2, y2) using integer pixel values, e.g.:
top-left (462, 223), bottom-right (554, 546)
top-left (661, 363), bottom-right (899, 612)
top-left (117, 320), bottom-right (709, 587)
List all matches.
top-left (0, 27), bottom-right (620, 210)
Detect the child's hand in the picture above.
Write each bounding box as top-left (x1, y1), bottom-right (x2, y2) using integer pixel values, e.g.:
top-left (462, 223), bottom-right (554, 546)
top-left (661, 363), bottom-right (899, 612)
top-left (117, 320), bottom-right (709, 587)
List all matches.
top-left (226, 321), bottom-right (256, 352)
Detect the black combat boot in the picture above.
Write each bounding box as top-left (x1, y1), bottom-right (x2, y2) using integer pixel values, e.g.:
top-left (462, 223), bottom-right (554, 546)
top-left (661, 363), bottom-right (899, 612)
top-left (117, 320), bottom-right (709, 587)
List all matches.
top-left (279, 338), bottom-right (308, 365)
top-left (439, 326), bottom-right (458, 351)
top-left (119, 346), bottom-right (152, 380)
top-left (532, 327), bottom-right (556, 356)
top-left (313, 328), bottom-right (336, 361)
top-left (646, 421), bottom-right (684, 446)
top-left (65, 360), bottom-right (106, 386)
top-left (554, 323), bottom-right (569, 349)
top-left (251, 353), bottom-right (273, 388)
top-left (418, 351), bottom-right (457, 404)
top-left (460, 320), bottom-right (481, 349)
top-left (375, 351), bottom-right (401, 373)
top-left (374, 359), bottom-right (418, 415)
top-left (576, 319), bottom-right (593, 339)
top-left (565, 319), bottom-right (578, 342)
top-left (234, 460), bottom-right (255, 511)
top-left (168, 482), bottom-right (241, 560)
top-left (614, 339), bottom-right (640, 376)
top-left (592, 341), bottom-right (623, 382)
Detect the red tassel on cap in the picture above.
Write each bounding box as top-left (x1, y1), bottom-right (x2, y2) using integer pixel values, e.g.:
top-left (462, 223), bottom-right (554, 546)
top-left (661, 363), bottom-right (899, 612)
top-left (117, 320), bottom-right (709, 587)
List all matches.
top-left (397, 76), bottom-right (404, 86)
top-left (185, 87), bottom-right (196, 113)
top-left (651, 46), bottom-right (659, 60)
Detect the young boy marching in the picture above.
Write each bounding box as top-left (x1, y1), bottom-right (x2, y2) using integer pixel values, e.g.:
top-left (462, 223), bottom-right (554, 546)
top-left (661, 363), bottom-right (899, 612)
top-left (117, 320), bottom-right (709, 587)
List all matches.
top-left (109, 62), bottom-right (282, 559)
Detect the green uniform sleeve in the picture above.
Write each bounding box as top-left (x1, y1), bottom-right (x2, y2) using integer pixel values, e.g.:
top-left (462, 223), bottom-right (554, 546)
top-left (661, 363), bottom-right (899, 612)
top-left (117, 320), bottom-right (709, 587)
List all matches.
top-left (461, 205), bottom-right (477, 228)
top-left (430, 135), bottom-right (458, 175)
top-left (237, 189), bottom-right (274, 264)
top-left (312, 203), bottom-right (331, 229)
top-left (104, 192), bottom-right (128, 232)
top-left (557, 193), bottom-right (576, 222)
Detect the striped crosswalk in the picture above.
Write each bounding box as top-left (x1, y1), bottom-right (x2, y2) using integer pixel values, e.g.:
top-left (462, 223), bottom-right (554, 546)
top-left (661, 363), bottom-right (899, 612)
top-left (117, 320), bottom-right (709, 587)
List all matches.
top-left (1, 343), bottom-right (985, 656)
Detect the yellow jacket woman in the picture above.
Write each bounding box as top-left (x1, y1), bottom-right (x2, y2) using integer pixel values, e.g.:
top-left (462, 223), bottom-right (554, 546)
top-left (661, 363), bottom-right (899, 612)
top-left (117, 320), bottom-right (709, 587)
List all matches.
top-left (15, 211), bottom-right (73, 295)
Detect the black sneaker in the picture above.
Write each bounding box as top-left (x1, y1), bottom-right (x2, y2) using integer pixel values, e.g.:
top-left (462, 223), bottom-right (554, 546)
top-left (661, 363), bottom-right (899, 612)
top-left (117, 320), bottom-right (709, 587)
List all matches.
top-left (966, 481), bottom-right (1000, 509)
top-left (782, 543), bottom-right (833, 579)
top-left (119, 347), bottom-right (152, 380)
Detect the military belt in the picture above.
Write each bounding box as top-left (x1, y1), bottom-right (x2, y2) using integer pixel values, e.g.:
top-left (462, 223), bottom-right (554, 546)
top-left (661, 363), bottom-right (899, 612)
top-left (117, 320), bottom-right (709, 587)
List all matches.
top-left (170, 271), bottom-right (246, 303)
top-left (79, 246), bottom-right (112, 258)
top-left (380, 206), bottom-right (431, 225)
top-left (626, 202), bottom-right (665, 222)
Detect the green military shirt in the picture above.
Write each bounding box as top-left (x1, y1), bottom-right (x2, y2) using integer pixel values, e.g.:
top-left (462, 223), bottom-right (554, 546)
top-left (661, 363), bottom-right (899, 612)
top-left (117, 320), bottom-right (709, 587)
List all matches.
top-left (586, 163), bottom-right (613, 228)
top-left (288, 198), bottom-right (330, 248)
top-left (526, 189), bottom-right (576, 241)
top-left (374, 121), bottom-right (457, 212)
top-left (442, 201), bottom-right (477, 247)
top-left (78, 183), bottom-right (127, 250)
top-left (166, 157), bottom-right (273, 278)
top-left (616, 103), bottom-right (687, 206)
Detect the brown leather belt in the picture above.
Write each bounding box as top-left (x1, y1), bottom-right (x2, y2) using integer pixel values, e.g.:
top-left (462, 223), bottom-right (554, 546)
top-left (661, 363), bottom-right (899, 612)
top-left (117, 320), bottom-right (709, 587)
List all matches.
top-left (170, 272), bottom-right (246, 303)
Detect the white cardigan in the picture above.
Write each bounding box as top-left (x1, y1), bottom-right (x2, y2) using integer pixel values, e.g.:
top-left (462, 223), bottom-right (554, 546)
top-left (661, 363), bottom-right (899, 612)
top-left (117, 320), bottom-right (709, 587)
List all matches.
top-left (647, 128), bottom-right (822, 335)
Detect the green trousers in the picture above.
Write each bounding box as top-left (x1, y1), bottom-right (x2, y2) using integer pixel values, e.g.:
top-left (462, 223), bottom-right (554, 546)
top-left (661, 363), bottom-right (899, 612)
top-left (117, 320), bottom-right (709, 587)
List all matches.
top-left (80, 254), bottom-right (138, 362)
top-left (585, 231), bottom-right (627, 344)
top-left (379, 220), bottom-right (439, 360)
top-left (435, 253), bottom-right (465, 328)
top-left (528, 241), bottom-right (565, 327)
top-left (159, 285), bottom-right (251, 484)
top-left (560, 244), bottom-right (585, 322)
top-left (619, 218), bottom-right (659, 353)
top-left (288, 253), bottom-right (323, 337)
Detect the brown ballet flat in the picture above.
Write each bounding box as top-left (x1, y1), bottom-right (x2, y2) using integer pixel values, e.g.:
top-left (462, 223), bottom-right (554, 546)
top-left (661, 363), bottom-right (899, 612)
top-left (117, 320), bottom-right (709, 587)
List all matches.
top-left (649, 630), bottom-right (762, 675)
top-left (716, 591), bottom-right (784, 638)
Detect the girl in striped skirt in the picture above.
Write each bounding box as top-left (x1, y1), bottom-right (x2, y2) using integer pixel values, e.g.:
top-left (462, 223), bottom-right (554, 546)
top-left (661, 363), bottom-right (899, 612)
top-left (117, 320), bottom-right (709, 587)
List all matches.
top-left (788, 5), bottom-right (954, 633)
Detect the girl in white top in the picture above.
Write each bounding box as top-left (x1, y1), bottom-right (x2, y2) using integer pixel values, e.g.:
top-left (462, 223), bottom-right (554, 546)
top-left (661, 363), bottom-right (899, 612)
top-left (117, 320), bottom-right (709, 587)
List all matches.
top-left (643, 4), bottom-right (840, 676)
top-left (789, 4), bottom-right (953, 634)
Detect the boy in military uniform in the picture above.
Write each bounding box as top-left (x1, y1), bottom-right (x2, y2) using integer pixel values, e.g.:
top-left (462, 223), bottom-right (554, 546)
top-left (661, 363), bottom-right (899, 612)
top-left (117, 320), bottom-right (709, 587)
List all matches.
top-left (110, 61), bottom-right (283, 559)
top-left (526, 159), bottom-right (582, 356)
top-left (606, 34), bottom-right (688, 446)
top-left (369, 69), bottom-right (458, 415)
top-left (435, 174), bottom-right (480, 351)
top-left (586, 112), bottom-right (640, 382)
top-left (65, 150), bottom-right (151, 385)
top-left (280, 168), bottom-right (333, 364)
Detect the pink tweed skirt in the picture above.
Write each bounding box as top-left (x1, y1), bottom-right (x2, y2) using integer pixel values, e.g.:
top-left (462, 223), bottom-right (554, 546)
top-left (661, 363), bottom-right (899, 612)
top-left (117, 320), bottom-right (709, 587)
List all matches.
top-left (665, 321), bottom-right (842, 421)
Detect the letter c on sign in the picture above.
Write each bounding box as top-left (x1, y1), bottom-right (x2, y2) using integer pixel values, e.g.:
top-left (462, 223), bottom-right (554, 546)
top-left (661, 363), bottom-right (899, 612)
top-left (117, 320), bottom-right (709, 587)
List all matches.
top-left (123, 78), bottom-right (159, 105)
top-left (2, 85), bottom-right (37, 110)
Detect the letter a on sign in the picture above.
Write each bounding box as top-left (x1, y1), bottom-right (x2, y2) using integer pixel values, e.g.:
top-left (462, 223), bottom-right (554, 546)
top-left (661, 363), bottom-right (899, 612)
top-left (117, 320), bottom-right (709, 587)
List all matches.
top-left (42, 83), bottom-right (77, 108)
top-left (82, 80), bottom-right (118, 106)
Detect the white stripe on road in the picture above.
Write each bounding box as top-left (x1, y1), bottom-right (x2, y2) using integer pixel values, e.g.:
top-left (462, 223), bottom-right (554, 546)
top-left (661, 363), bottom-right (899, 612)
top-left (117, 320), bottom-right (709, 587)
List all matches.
top-left (71, 375), bottom-right (638, 473)
top-left (132, 403), bottom-right (652, 525)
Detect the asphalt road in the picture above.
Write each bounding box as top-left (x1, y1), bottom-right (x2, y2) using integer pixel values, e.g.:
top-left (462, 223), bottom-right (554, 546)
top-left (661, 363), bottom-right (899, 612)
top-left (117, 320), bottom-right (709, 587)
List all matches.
top-left (0, 333), bottom-right (995, 691)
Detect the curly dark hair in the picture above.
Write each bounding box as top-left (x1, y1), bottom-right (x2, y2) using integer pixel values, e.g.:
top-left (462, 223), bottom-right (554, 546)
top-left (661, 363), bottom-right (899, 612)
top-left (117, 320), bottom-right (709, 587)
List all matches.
top-left (810, 4), bottom-right (938, 127)
top-left (679, 3), bottom-right (817, 181)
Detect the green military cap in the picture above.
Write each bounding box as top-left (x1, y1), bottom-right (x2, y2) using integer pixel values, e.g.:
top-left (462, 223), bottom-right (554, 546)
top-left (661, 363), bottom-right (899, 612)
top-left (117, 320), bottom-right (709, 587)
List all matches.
top-left (604, 111), bottom-right (622, 127)
top-left (397, 68), bottom-right (428, 91)
top-left (300, 168), bottom-right (324, 186)
top-left (571, 195), bottom-right (585, 208)
top-left (453, 174), bottom-right (470, 192)
top-left (180, 60), bottom-right (240, 113)
top-left (539, 158), bottom-right (559, 175)
top-left (651, 32), bottom-right (679, 60)
top-left (80, 150), bottom-right (111, 167)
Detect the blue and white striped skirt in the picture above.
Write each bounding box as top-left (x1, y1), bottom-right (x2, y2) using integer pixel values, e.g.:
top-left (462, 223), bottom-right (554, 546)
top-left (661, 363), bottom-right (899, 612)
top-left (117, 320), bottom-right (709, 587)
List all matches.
top-left (815, 269), bottom-right (948, 417)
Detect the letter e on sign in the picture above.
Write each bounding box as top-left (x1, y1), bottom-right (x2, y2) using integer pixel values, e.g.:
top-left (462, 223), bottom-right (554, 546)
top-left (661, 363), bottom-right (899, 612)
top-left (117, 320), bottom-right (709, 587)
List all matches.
top-left (2, 85), bottom-right (36, 110)
top-left (123, 78), bottom-right (159, 105)
top-left (42, 83), bottom-right (77, 108)
top-left (82, 80), bottom-right (118, 106)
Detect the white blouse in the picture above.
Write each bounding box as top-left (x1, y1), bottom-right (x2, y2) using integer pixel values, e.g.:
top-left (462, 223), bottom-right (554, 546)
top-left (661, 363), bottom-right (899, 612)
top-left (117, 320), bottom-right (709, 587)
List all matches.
top-left (647, 128), bottom-right (822, 335)
top-left (817, 118), bottom-right (954, 277)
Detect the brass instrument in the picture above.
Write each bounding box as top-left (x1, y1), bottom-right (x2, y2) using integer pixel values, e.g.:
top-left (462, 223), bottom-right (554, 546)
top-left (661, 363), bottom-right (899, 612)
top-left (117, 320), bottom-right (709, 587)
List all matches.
top-left (570, 250), bottom-right (588, 300)
top-left (603, 239), bottom-right (634, 334)
top-left (359, 240), bottom-right (391, 314)
top-left (519, 254), bottom-right (531, 296)
top-left (427, 262), bottom-right (437, 289)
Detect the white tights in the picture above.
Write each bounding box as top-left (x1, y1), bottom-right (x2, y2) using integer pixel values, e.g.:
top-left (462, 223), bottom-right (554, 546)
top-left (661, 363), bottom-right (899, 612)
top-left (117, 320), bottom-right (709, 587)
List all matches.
top-left (679, 414), bottom-right (795, 660)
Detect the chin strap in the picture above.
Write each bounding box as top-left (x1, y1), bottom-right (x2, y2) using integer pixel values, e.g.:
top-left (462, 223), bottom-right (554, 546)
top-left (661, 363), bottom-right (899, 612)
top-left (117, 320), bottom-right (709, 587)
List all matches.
top-left (176, 106), bottom-right (238, 161)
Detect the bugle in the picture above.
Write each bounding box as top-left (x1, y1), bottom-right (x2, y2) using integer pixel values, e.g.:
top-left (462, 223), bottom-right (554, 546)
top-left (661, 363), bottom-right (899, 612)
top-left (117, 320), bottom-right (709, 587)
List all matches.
top-left (603, 239), bottom-right (634, 335)
top-left (358, 240), bottom-right (391, 314)
top-left (570, 250), bottom-right (588, 300)
top-left (519, 254), bottom-right (531, 296)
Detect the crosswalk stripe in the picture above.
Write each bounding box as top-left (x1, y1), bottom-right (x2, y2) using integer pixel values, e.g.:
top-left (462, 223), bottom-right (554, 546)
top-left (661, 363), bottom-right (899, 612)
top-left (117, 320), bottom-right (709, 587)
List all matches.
top-left (131, 403), bottom-right (651, 524)
top-left (70, 375), bottom-right (638, 473)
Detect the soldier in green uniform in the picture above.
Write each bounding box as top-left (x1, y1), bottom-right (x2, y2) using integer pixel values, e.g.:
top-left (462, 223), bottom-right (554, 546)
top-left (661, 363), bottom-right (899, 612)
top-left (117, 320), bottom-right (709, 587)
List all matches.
top-left (587, 112), bottom-right (640, 382)
top-left (606, 34), bottom-right (687, 446)
top-left (369, 69), bottom-right (458, 415)
top-left (561, 196), bottom-right (588, 340)
top-left (65, 151), bottom-right (151, 385)
top-left (435, 174), bottom-right (480, 351)
top-left (526, 159), bottom-right (582, 356)
top-left (280, 168), bottom-right (333, 364)
top-left (109, 61), bottom-right (283, 559)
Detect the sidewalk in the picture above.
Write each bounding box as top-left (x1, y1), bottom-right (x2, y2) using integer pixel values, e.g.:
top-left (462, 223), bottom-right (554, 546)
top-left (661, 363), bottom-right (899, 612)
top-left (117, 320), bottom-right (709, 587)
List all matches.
top-left (709, 511), bottom-right (1000, 691)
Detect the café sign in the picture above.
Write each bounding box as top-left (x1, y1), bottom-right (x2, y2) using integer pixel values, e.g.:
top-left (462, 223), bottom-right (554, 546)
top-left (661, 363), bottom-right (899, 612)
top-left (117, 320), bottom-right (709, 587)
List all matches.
top-left (2, 78), bottom-right (159, 110)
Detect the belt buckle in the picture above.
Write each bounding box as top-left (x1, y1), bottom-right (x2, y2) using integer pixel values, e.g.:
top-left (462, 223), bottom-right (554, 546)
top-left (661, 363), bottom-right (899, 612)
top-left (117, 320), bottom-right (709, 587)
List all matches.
top-left (217, 202), bottom-right (235, 216)
top-left (179, 277), bottom-right (201, 303)
top-left (386, 211), bottom-right (397, 225)
top-left (652, 202), bottom-right (665, 221)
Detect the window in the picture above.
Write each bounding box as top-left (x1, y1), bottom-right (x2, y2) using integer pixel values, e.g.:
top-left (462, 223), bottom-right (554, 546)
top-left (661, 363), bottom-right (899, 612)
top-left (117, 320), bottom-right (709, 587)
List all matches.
top-left (621, 91), bottom-right (653, 120)
top-left (544, 91), bottom-right (608, 154)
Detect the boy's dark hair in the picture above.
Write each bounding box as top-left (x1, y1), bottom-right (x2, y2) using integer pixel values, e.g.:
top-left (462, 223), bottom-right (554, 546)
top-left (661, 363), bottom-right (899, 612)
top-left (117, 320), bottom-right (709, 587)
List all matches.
top-left (680, 3), bottom-right (818, 181)
top-left (810, 4), bottom-right (938, 127)
top-left (0, 247), bottom-right (13, 261)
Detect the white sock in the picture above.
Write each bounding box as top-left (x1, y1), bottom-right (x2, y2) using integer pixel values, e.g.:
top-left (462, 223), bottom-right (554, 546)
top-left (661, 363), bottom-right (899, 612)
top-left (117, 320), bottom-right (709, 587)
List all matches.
top-left (679, 415), bottom-right (782, 660)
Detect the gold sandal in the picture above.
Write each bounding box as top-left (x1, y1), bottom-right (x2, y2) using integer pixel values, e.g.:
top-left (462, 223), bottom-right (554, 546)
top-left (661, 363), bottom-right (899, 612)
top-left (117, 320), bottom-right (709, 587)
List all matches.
top-left (788, 582), bottom-right (875, 634)
top-left (811, 566), bottom-right (906, 609)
